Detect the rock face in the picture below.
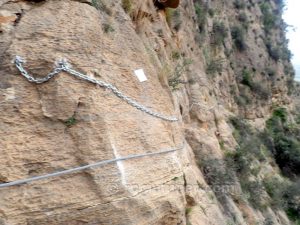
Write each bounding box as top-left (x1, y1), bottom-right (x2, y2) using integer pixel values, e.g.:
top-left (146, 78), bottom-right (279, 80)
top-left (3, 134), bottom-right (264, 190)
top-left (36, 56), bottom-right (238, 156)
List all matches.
top-left (0, 0), bottom-right (295, 225)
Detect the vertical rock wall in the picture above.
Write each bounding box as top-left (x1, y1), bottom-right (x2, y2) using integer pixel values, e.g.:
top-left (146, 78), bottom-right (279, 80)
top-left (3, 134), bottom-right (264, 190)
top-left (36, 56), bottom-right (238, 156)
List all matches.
top-left (0, 0), bottom-right (294, 224)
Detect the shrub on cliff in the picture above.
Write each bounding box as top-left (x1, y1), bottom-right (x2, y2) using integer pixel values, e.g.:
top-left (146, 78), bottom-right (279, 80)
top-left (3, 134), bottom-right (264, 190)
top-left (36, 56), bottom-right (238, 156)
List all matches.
top-left (228, 117), bottom-right (270, 209)
top-left (92, 0), bottom-right (112, 14)
top-left (166, 8), bottom-right (182, 31)
top-left (194, 1), bottom-right (207, 33)
top-left (168, 58), bottom-right (192, 90)
top-left (230, 113), bottom-right (300, 218)
top-left (237, 12), bottom-right (249, 30)
top-left (265, 41), bottom-right (281, 61)
top-left (211, 21), bottom-right (228, 46)
top-left (240, 69), bottom-right (271, 100)
top-left (233, 0), bottom-right (246, 10)
top-left (263, 176), bottom-right (289, 207)
top-left (266, 108), bottom-right (300, 176)
top-left (264, 37), bottom-right (292, 62)
top-left (122, 0), bottom-right (132, 13)
top-left (198, 157), bottom-right (236, 188)
top-left (231, 26), bottom-right (246, 51)
top-left (260, 2), bottom-right (277, 33)
top-left (284, 180), bottom-right (300, 223)
top-left (206, 58), bottom-right (224, 75)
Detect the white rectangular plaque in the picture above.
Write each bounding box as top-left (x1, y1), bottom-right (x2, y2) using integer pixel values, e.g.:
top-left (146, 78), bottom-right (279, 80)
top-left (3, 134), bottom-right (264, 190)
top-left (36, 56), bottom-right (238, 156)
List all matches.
top-left (134, 69), bottom-right (148, 82)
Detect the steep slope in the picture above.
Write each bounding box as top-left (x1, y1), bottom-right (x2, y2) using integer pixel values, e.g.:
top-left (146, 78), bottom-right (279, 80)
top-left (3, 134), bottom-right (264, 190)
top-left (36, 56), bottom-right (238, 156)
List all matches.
top-left (0, 0), bottom-right (298, 225)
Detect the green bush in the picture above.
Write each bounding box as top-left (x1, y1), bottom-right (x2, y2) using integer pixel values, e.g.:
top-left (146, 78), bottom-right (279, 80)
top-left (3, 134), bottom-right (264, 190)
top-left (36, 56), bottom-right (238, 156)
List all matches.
top-left (263, 218), bottom-right (274, 225)
top-left (238, 13), bottom-right (247, 23)
top-left (225, 150), bottom-right (250, 176)
top-left (266, 67), bottom-right (276, 77)
top-left (230, 113), bottom-right (300, 219)
top-left (269, 47), bottom-right (281, 61)
top-left (234, 94), bottom-right (251, 106)
top-left (102, 23), bottom-right (115, 33)
top-left (92, 0), bottom-right (112, 14)
top-left (237, 12), bottom-right (249, 30)
top-left (280, 46), bottom-right (292, 61)
top-left (166, 9), bottom-right (182, 31)
top-left (273, 107), bottom-right (288, 122)
top-left (228, 118), bottom-right (275, 209)
top-left (265, 108), bottom-right (300, 176)
top-left (211, 21), bottom-right (228, 46)
top-left (240, 179), bottom-right (266, 210)
top-left (260, 2), bottom-right (277, 33)
top-left (241, 69), bottom-right (252, 87)
top-left (230, 116), bottom-right (253, 139)
top-left (284, 64), bottom-right (295, 77)
top-left (273, 135), bottom-right (300, 175)
top-left (122, 0), bottom-right (132, 13)
top-left (233, 0), bottom-right (246, 9)
top-left (65, 116), bottom-right (77, 127)
top-left (198, 156), bottom-right (236, 197)
top-left (263, 176), bottom-right (289, 208)
top-left (231, 26), bottom-right (246, 51)
top-left (206, 58), bottom-right (224, 75)
top-left (265, 38), bottom-right (292, 62)
top-left (263, 177), bottom-right (300, 222)
top-left (266, 41), bottom-right (280, 61)
top-left (208, 8), bottom-right (214, 17)
top-left (92, 0), bottom-right (100, 9)
top-left (172, 51), bottom-right (181, 60)
top-left (185, 207), bottom-right (193, 215)
top-left (286, 209), bottom-right (300, 225)
top-left (284, 180), bottom-right (300, 223)
top-left (194, 2), bottom-right (207, 33)
top-left (251, 82), bottom-right (270, 100)
top-left (168, 58), bottom-right (192, 90)
top-left (240, 69), bottom-right (270, 100)
top-left (230, 117), bottom-right (267, 162)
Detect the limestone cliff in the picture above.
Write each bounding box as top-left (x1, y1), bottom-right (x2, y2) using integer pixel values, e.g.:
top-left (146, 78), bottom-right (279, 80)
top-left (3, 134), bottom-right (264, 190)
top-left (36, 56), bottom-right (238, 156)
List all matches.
top-left (0, 0), bottom-right (298, 225)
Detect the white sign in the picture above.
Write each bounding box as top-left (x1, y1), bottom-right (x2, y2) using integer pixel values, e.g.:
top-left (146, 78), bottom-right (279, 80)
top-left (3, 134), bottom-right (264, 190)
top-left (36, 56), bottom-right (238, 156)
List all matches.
top-left (134, 69), bottom-right (148, 82)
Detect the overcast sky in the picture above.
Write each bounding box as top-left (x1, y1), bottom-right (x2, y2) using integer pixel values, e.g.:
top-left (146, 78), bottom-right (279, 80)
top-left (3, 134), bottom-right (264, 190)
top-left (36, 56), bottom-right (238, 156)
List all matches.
top-left (282, 0), bottom-right (300, 81)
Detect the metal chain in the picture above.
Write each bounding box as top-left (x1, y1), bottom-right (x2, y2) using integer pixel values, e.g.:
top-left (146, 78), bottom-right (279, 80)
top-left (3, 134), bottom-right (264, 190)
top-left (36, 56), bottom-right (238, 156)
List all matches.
top-left (14, 56), bottom-right (178, 122)
top-left (0, 144), bottom-right (184, 188)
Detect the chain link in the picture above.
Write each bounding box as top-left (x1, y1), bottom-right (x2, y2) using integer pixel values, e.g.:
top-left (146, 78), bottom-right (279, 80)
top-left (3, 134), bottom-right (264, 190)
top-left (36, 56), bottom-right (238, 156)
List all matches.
top-left (14, 56), bottom-right (178, 122)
